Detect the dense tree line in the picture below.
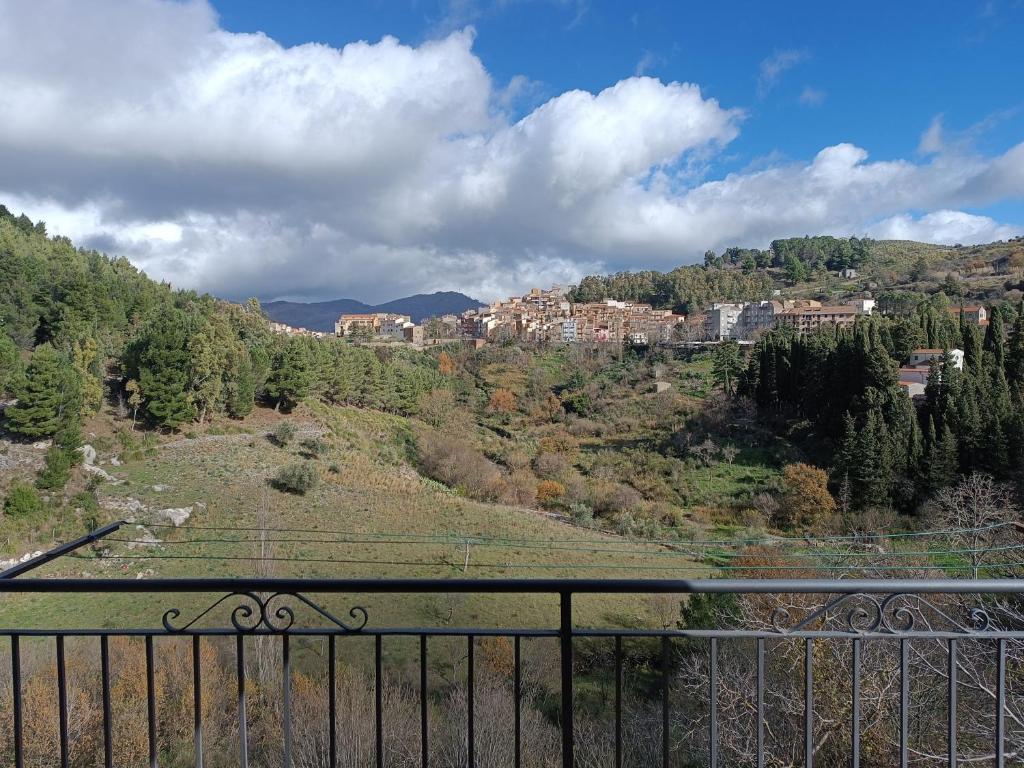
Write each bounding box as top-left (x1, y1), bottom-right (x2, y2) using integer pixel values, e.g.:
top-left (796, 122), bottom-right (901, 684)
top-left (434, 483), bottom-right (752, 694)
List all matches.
top-left (569, 236), bottom-right (872, 310)
top-left (569, 265), bottom-right (773, 313)
top-left (739, 302), bottom-right (1024, 511)
top-left (0, 206), bottom-right (444, 492)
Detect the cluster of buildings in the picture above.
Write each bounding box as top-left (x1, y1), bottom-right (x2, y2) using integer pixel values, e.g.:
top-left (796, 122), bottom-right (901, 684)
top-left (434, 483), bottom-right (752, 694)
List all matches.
top-left (459, 287), bottom-right (685, 345)
top-left (270, 286), bottom-right (993, 352)
top-left (335, 313), bottom-right (425, 344)
top-left (702, 298), bottom-right (877, 340)
top-left (268, 322), bottom-right (327, 339)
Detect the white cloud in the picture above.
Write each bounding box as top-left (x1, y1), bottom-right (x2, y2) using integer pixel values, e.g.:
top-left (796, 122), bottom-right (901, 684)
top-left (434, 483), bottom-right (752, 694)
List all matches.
top-left (919, 115), bottom-right (945, 155)
top-left (799, 86), bottom-right (826, 106)
top-left (0, 0), bottom-right (1021, 303)
top-left (867, 210), bottom-right (1021, 244)
top-left (758, 49), bottom-right (808, 98)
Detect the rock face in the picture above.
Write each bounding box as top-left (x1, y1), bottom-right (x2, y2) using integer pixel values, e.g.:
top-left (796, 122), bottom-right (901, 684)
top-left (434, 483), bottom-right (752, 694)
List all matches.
top-left (0, 551), bottom-right (45, 571)
top-left (83, 464), bottom-right (120, 484)
top-left (156, 507), bottom-right (192, 526)
top-left (655, 381), bottom-right (673, 393)
top-left (126, 525), bottom-right (161, 549)
top-left (78, 444), bottom-right (97, 466)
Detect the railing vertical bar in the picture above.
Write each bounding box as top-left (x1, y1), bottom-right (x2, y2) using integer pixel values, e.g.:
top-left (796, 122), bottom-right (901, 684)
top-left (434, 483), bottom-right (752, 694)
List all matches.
top-left (468, 634), bottom-right (475, 768)
top-left (57, 636), bottom-right (70, 768)
top-left (662, 635), bottom-right (670, 768)
top-left (236, 636), bottom-right (248, 768)
top-left (146, 636), bottom-right (158, 768)
top-left (947, 639), bottom-right (956, 768)
top-left (192, 636), bottom-right (203, 768)
top-left (329, 635), bottom-right (336, 768)
top-left (560, 592), bottom-right (574, 768)
top-left (852, 638), bottom-right (860, 768)
top-left (900, 639), bottom-right (908, 768)
top-left (375, 634), bottom-right (383, 768)
top-left (11, 635), bottom-right (23, 768)
top-left (514, 635), bottom-right (522, 768)
top-left (420, 635), bottom-right (428, 768)
top-left (101, 635), bottom-right (113, 768)
top-left (282, 635), bottom-right (292, 768)
top-left (804, 638), bottom-right (813, 768)
top-left (996, 638), bottom-right (1005, 768)
top-left (756, 638), bottom-right (765, 768)
top-left (615, 635), bottom-right (622, 768)
top-left (709, 638), bottom-right (718, 768)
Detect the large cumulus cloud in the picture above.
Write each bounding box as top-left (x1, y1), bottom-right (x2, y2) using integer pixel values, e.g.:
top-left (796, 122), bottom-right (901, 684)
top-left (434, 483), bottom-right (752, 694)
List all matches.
top-left (0, 0), bottom-right (1021, 302)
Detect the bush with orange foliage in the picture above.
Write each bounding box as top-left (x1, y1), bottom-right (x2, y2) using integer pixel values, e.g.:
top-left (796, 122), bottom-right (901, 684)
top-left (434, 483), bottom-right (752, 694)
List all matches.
top-left (487, 388), bottom-right (517, 414)
top-left (536, 479), bottom-right (566, 507)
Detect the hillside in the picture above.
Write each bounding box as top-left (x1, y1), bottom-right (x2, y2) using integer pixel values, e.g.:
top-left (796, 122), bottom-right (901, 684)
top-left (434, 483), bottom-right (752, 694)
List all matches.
top-left (569, 235), bottom-right (1024, 312)
top-left (262, 291), bottom-right (485, 331)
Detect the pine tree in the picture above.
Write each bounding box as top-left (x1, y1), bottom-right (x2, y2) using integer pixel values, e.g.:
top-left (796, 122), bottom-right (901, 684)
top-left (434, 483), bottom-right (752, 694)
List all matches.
top-left (5, 344), bottom-right (81, 438)
top-left (0, 334), bottom-right (21, 397)
top-left (266, 338), bottom-right (313, 411)
top-left (133, 310), bottom-right (196, 429)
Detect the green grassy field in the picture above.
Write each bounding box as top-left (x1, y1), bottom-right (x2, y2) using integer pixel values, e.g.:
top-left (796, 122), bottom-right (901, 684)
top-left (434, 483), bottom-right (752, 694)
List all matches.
top-left (0, 402), bottom-right (716, 641)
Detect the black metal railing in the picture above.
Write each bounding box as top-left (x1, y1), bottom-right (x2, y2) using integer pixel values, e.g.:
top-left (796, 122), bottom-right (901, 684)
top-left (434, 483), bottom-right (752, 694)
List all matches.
top-left (1, 577), bottom-right (1022, 767)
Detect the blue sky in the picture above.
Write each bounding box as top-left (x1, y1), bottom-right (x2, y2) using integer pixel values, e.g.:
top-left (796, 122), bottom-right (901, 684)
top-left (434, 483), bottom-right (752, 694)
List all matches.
top-left (0, 0), bottom-right (1021, 302)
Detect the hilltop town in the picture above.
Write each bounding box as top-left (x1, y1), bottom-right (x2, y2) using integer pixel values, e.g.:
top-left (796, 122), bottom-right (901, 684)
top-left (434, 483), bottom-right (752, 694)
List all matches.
top-left (267, 285), bottom-right (990, 350)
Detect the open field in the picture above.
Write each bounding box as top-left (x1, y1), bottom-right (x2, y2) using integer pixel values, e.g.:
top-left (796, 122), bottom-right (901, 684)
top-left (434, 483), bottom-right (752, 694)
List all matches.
top-left (0, 403), bottom-right (717, 650)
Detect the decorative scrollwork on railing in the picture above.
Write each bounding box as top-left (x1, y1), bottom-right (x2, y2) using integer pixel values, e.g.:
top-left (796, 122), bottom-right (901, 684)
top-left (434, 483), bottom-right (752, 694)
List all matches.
top-left (161, 592), bottom-right (369, 634)
top-left (769, 593), bottom-right (993, 635)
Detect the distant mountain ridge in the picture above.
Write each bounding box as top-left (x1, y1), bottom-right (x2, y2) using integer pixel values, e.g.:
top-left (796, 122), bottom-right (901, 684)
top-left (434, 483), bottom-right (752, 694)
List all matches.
top-left (261, 291), bottom-right (485, 332)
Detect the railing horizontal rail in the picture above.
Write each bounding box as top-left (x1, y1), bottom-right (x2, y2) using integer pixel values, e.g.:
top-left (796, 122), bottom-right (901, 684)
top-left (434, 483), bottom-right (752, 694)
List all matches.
top-left (2, 578), bottom-right (1021, 767)
top-left (3, 576), bottom-right (1024, 593)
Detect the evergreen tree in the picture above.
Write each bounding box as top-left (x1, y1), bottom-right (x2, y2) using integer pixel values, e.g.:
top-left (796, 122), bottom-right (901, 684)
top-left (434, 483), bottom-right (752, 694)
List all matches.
top-left (0, 333), bottom-right (21, 396)
top-left (266, 337), bottom-right (313, 411)
top-left (131, 310), bottom-right (196, 429)
top-left (928, 423), bottom-right (960, 490)
top-left (984, 308), bottom-right (1006, 370)
top-left (5, 344), bottom-right (80, 437)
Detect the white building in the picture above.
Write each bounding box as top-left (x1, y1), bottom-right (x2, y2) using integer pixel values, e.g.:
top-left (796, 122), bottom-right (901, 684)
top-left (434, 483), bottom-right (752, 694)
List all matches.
top-left (704, 303), bottom-right (744, 340)
top-left (848, 298), bottom-right (876, 315)
top-left (379, 314), bottom-right (413, 340)
top-left (908, 348), bottom-right (965, 370)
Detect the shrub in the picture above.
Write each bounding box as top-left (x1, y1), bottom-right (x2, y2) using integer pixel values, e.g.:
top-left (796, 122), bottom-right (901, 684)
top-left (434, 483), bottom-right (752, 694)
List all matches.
top-left (568, 503), bottom-right (595, 527)
top-left (536, 480), bottom-right (566, 508)
top-left (504, 470), bottom-right (538, 507)
top-left (487, 388), bottom-right (518, 415)
top-left (417, 431), bottom-right (506, 502)
top-left (270, 421), bottom-right (297, 447)
top-left (272, 462), bottom-right (319, 494)
top-left (776, 463), bottom-right (836, 532)
top-left (36, 446), bottom-right (77, 490)
top-left (533, 452), bottom-right (570, 480)
top-left (4, 483), bottom-right (44, 519)
top-left (592, 482), bottom-right (643, 517)
top-left (300, 437), bottom-right (330, 457)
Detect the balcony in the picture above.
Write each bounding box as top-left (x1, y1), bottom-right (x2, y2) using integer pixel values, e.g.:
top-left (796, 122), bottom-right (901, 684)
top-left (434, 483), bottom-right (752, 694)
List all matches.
top-left (1, 577), bottom-right (1021, 766)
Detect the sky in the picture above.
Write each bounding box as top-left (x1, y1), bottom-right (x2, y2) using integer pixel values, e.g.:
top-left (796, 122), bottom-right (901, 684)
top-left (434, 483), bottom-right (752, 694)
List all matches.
top-left (0, 0), bottom-right (1022, 303)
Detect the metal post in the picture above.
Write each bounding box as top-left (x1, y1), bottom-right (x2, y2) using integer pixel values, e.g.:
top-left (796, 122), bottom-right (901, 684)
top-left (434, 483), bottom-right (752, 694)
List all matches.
top-left (560, 591), bottom-right (574, 768)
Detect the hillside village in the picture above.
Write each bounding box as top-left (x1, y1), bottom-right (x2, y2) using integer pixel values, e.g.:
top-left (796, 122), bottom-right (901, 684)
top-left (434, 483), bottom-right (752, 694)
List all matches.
top-left (267, 285), bottom-right (990, 353)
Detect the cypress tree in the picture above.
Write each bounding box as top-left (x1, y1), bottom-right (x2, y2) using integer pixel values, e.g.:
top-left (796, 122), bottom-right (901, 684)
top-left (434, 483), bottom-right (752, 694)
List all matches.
top-left (984, 308), bottom-right (1006, 370)
top-left (1006, 301), bottom-right (1024, 390)
top-left (928, 424), bottom-right (960, 490)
